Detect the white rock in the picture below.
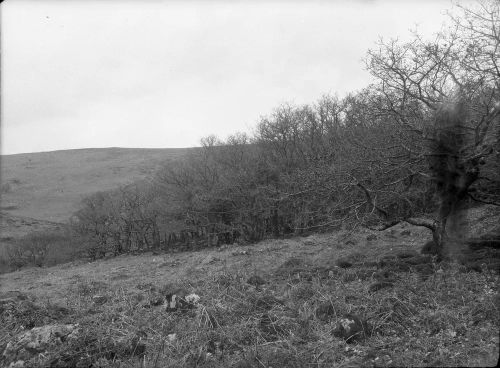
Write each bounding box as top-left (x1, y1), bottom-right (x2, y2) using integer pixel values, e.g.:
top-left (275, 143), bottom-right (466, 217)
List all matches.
top-left (185, 293), bottom-right (200, 305)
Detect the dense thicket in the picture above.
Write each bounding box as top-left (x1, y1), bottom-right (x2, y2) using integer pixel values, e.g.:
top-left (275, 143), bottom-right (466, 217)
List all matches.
top-left (71, 0), bottom-right (499, 259)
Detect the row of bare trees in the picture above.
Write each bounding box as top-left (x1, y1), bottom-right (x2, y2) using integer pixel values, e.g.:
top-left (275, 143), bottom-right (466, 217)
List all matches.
top-left (70, 182), bottom-right (164, 258)
top-left (73, 0), bottom-right (499, 259)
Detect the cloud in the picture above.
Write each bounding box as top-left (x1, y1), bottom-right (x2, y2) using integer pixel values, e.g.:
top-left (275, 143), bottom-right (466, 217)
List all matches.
top-left (1, 0), bottom-right (452, 154)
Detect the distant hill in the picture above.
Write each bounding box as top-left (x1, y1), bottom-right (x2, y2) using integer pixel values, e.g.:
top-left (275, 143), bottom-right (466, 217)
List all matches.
top-left (0, 147), bottom-right (192, 235)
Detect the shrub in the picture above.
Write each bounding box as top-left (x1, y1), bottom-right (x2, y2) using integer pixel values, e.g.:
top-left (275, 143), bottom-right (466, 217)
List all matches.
top-left (6, 228), bottom-right (88, 269)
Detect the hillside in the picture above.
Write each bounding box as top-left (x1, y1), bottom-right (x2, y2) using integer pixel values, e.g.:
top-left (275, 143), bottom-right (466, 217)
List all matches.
top-left (0, 147), bottom-right (192, 237)
top-left (0, 212), bottom-right (498, 367)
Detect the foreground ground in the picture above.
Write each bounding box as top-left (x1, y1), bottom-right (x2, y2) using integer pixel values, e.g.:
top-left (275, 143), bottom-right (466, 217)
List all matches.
top-left (1, 210), bottom-right (499, 367)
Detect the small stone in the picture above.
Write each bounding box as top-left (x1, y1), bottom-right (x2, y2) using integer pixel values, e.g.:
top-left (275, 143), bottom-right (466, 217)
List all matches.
top-left (164, 289), bottom-right (197, 312)
top-left (92, 295), bottom-right (108, 305)
top-left (332, 314), bottom-right (369, 342)
top-left (366, 234), bottom-right (378, 241)
top-left (400, 230), bottom-right (411, 236)
top-left (185, 293), bottom-right (201, 305)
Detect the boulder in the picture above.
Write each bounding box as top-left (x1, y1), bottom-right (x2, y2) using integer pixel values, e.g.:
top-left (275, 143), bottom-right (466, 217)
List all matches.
top-left (2, 324), bottom-right (80, 367)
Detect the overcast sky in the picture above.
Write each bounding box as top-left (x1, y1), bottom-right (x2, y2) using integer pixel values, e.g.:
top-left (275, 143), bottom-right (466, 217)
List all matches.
top-left (1, 0), bottom-right (462, 155)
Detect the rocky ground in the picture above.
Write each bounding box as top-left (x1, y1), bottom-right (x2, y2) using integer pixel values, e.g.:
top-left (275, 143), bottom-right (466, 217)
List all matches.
top-left (0, 208), bottom-right (499, 367)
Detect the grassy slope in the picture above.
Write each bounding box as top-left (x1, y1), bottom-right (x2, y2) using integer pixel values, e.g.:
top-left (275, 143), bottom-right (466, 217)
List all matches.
top-left (0, 147), bottom-right (191, 235)
top-left (1, 208), bottom-right (498, 367)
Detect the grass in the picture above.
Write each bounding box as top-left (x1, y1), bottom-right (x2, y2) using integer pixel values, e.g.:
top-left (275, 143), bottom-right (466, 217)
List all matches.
top-left (1, 224), bottom-right (498, 367)
top-left (0, 147), bottom-right (191, 225)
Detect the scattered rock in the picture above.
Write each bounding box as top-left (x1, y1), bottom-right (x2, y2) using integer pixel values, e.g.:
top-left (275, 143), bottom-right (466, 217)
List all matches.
top-left (232, 250), bottom-right (249, 256)
top-left (2, 324), bottom-right (80, 367)
top-left (92, 295), bottom-right (108, 305)
top-left (185, 293), bottom-right (201, 305)
top-left (366, 234), bottom-right (378, 241)
top-left (164, 294), bottom-right (194, 312)
top-left (315, 302), bottom-right (336, 322)
top-left (332, 314), bottom-right (369, 342)
top-left (163, 289), bottom-right (199, 312)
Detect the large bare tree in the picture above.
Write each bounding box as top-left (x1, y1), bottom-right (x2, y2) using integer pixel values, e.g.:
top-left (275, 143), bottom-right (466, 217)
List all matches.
top-left (358, 0), bottom-right (500, 257)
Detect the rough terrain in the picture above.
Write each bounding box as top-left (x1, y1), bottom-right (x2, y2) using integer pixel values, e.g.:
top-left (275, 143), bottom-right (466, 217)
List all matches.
top-left (1, 210), bottom-right (498, 367)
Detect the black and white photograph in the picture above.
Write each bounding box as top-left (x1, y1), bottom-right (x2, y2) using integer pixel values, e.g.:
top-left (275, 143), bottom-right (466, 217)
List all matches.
top-left (0, 0), bottom-right (499, 366)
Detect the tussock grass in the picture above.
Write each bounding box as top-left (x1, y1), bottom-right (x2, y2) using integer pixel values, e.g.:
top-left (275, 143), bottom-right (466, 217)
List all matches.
top-left (1, 229), bottom-right (499, 367)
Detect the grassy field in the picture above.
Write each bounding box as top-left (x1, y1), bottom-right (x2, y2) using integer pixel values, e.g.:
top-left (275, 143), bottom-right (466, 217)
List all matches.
top-left (1, 212), bottom-right (498, 367)
top-left (0, 147), bottom-right (191, 225)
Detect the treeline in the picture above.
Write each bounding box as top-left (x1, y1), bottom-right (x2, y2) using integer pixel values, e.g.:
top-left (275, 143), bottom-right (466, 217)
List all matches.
top-left (69, 0), bottom-right (499, 259)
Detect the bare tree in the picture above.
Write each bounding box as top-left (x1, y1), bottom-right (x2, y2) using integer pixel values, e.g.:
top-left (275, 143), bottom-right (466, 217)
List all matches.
top-left (357, 0), bottom-right (500, 257)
